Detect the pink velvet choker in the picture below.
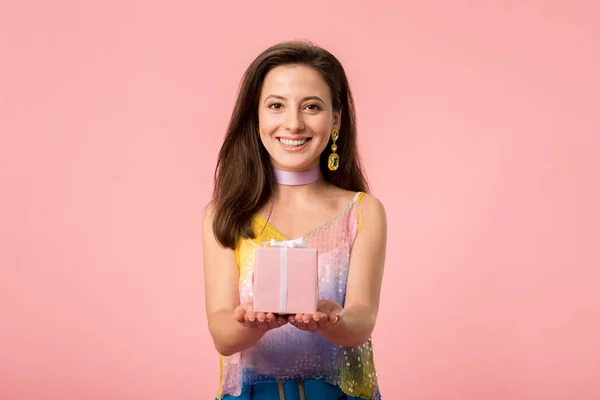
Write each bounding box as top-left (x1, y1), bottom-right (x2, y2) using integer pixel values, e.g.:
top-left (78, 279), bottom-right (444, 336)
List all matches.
top-left (273, 167), bottom-right (323, 185)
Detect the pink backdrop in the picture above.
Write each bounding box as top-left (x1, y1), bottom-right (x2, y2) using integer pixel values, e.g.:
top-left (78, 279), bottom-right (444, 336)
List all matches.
top-left (1, 1), bottom-right (599, 399)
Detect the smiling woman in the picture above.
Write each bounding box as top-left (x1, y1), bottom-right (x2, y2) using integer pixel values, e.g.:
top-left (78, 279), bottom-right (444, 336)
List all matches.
top-left (203, 41), bottom-right (387, 400)
top-left (259, 66), bottom-right (338, 169)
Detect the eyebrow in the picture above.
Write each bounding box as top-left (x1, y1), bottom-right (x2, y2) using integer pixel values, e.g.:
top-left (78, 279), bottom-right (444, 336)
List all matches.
top-left (263, 95), bottom-right (325, 104)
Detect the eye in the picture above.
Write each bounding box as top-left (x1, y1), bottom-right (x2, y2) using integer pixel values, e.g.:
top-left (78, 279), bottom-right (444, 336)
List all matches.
top-left (304, 103), bottom-right (321, 111)
top-left (268, 102), bottom-right (283, 110)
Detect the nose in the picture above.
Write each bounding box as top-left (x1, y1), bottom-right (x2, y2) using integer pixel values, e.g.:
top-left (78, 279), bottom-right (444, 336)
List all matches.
top-left (283, 109), bottom-right (305, 133)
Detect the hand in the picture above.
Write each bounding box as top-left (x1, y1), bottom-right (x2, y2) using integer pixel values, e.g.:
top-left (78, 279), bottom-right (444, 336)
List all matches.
top-left (288, 300), bottom-right (344, 333)
top-left (233, 302), bottom-right (288, 330)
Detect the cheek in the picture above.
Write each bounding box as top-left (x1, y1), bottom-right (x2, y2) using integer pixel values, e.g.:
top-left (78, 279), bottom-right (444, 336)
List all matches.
top-left (309, 131), bottom-right (330, 153)
top-left (258, 132), bottom-right (272, 149)
top-left (312, 115), bottom-right (333, 135)
top-left (258, 110), bottom-right (280, 131)
top-left (315, 124), bottom-right (332, 143)
top-left (316, 136), bottom-right (330, 153)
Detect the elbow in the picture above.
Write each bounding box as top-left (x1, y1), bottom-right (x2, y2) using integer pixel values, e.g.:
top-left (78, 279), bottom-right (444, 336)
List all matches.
top-left (211, 331), bottom-right (238, 356)
top-left (214, 342), bottom-right (237, 357)
top-left (210, 330), bottom-right (238, 357)
top-left (208, 322), bottom-right (237, 357)
top-left (336, 332), bottom-right (373, 348)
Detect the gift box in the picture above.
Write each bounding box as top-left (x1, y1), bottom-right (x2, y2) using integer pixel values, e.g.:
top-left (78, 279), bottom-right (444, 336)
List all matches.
top-left (253, 238), bottom-right (318, 314)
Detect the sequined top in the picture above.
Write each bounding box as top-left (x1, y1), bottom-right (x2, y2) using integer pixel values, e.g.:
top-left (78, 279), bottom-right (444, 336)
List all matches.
top-left (217, 192), bottom-right (381, 399)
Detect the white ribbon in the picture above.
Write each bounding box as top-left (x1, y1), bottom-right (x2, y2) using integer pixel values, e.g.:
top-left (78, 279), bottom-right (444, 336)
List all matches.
top-left (262, 237), bottom-right (307, 314)
top-left (262, 237), bottom-right (308, 249)
top-left (279, 248), bottom-right (287, 314)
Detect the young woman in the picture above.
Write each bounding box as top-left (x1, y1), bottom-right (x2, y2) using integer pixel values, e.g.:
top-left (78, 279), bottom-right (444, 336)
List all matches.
top-left (203, 40), bottom-right (387, 400)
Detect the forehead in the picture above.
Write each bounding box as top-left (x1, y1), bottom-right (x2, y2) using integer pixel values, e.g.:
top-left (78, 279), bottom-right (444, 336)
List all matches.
top-left (260, 64), bottom-right (331, 99)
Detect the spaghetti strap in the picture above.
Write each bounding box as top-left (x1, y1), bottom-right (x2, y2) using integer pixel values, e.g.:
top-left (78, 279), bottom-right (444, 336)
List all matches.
top-left (352, 191), bottom-right (365, 204)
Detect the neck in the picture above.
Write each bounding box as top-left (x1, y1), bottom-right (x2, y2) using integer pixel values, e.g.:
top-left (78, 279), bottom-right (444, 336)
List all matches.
top-left (272, 167), bottom-right (323, 186)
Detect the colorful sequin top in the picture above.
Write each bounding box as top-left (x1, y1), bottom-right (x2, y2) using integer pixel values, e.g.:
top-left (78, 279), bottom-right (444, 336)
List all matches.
top-left (217, 192), bottom-right (381, 399)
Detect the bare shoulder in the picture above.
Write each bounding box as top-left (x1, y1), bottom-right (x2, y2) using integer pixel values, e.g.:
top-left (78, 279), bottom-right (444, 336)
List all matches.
top-left (355, 193), bottom-right (387, 247)
top-left (358, 193), bottom-right (387, 226)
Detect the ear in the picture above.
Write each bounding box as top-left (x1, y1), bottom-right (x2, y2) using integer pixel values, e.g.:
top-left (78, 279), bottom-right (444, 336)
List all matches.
top-left (333, 109), bottom-right (342, 131)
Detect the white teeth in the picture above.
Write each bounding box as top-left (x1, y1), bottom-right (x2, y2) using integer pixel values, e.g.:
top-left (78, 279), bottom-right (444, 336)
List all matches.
top-left (279, 138), bottom-right (308, 147)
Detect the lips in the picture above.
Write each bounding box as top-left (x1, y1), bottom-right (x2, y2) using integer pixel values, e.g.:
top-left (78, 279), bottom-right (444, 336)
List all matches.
top-left (277, 137), bottom-right (312, 150)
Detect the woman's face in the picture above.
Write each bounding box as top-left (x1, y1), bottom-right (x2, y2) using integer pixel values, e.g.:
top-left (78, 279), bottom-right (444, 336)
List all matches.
top-left (258, 64), bottom-right (340, 172)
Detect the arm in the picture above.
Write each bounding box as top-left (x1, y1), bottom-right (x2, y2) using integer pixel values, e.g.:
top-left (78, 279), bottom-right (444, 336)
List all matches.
top-left (320, 194), bottom-right (387, 346)
top-left (203, 206), bottom-right (283, 356)
top-left (290, 194), bottom-right (387, 347)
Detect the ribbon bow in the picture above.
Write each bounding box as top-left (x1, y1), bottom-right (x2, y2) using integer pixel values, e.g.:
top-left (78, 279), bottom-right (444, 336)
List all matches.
top-left (262, 237), bottom-right (307, 248)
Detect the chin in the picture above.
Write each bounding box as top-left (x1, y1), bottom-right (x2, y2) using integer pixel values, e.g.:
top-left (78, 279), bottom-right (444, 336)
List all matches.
top-left (271, 159), bottom-right (318, 172)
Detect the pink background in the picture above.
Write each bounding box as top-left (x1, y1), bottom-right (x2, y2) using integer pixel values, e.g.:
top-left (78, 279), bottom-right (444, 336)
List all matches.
top-left (1, 1), bottom-right (599, 399)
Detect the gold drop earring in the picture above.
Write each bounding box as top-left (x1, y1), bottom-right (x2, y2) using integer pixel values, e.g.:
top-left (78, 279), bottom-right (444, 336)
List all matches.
top-left (328, 128), bottom-right (340, 171)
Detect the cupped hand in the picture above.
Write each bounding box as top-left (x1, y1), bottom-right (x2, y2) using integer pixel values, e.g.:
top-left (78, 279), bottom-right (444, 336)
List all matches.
top-left (233, 302), bottom-right (288, 330)
top-left (288, 300), bottom-right (344, 333)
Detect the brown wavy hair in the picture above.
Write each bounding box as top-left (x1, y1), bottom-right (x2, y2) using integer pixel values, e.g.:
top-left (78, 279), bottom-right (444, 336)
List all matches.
top-left (211, 40), bottom-right (369, 249)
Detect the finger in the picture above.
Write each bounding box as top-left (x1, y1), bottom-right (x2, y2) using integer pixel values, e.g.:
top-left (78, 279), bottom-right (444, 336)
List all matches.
top-left (317, 313), bottom-right (330, 330)
top-left (330, 309), bottom-right (344, 324)
top-left (255, 312), bottom-right (269, 329)
top-left (302, 313), bottom-right (312, 324)
top-left (295, 313), bottom-right (304, 323)
top-left (245, 312), bottom-right (258, 328)
top-left (257, 319), bottom-right (269, 330)
top-left (312, 312), bottom-right (323, 322)
top-left (328, 311), bottom-right (337, 324)
top-left (233, 307), bottom-right (246, 322)
top-left (266, 313), bottom-right (278, 329)
top-left (311, 312), bottom-right (327, 329)
top-left (256, 312), bottom-right (266, 323)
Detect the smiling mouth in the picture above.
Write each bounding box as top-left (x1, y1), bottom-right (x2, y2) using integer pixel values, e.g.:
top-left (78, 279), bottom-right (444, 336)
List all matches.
top-left (278, 137), bottom-right (312, 148)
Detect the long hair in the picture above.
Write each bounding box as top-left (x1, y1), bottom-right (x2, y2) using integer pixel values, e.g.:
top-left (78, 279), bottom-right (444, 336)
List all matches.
top-left (211, 40), bottom-right (369, 249)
